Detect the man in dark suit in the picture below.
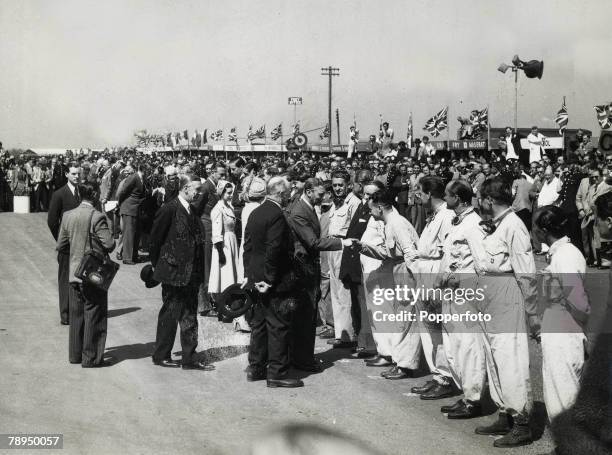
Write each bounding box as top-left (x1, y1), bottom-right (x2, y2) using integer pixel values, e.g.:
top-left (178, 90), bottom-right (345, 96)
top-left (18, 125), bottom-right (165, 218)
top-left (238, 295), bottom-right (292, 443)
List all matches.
top-left (149, 174), bottom-right (213, 371)
top-left (57, 183), bottom-right (115, 367)
top-left (197, 163), bottom-right (226, 315)
top-left (47, 165), bottom-right (81, 325)
top-left (49, 157), bottom-right (68, 194)
top-left (243, 176), bottom-right (303, 388)
top-left (117, 163), bottom-right (146, 264)
top-left (339, 170), bottom-right (378, 357)
top-left (287, 177), bottom-right (351, 371)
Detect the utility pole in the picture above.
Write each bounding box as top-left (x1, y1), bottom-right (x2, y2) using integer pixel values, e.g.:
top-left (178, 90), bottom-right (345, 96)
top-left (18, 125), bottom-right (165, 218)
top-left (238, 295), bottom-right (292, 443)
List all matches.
top-left (335, 108), bottom-right (341, 146)
top-left (321, 66), bottom-right (339, 153)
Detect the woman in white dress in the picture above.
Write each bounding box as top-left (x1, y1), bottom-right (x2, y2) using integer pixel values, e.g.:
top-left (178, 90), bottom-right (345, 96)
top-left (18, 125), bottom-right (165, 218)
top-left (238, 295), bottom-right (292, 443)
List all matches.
top-left (208, 180), bottom-right (240, 299)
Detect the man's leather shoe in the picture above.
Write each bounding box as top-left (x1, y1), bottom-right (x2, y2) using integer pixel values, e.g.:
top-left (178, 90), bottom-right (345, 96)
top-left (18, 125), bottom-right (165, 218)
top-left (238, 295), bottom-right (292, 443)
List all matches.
top-left (351, 350), bottom-right (376, 359)
top-left (153, 358), bottom-right (181, 368)
top-left (331, 340), bottom-right (357, 349)
top-left (380, 365), bottom-right (399, 378)
top-left (440, 399), bottom-right (465, 414)
top-left (493, 420), bottom-right (533, 448)
top-left (247, 370), bottom-right (266, 382)
top-left (475, 412), bottom-right (512, 436)
top-left (420, 383), bottom-right (454, 400)
top-left (318, 327), bottom-right (335, 339)
top-left (116, 253), bottom-right (123, 261)
top-left (383, 366), bottom-right (411, 380)
top-left (60, 320), bottom-right (69, 326)
top-left (411, 380), bottom-right (436, 394)
top-left (292, 362), bottom-right (323, 373)
top-left (123, 260), bottom-right (135, 265)
top-left (446, 402), bottom-right (482, 419)
top-left (267, 378), bottom-right (304, 388)
top-left (182, 360), bottom-right (215, 371)
top-left (365, 356), bottom-right (392, 367)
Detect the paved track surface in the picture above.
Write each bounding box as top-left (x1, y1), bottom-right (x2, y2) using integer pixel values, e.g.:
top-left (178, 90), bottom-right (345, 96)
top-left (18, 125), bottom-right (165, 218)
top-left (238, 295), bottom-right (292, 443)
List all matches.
top-left (1, 213), bottom-right (609, 454)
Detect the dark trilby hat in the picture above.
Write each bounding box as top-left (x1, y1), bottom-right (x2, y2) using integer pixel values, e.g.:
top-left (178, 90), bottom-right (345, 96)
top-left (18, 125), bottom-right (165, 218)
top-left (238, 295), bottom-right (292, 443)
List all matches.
top-left (140, 264), bottom-right (159, 289)
top-left (216, 283), bottom-right (255, 318)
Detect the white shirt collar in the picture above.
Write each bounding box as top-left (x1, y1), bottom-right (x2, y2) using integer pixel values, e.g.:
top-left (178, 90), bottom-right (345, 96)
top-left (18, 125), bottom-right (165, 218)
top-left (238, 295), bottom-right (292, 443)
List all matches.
top-left (178, 195), bottom-right (190, 214)
top-left (67, 181), bottom-right (76, 195)
top-left (301, 193), bottom-right (314, 211)
top-left (492, 207), bottom-right (513, 223)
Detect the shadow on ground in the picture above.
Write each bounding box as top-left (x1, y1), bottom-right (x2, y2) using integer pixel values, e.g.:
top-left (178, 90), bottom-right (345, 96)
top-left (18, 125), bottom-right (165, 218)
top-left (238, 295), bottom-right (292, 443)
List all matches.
top-left (105, 342), bottom-right (156, 364)
top-left (108, 307), bottom-right (141, 318)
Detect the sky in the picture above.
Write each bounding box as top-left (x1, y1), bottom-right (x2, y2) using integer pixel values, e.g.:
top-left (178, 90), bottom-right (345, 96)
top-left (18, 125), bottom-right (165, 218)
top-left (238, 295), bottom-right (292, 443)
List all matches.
top-left (1, 0), bottom-right (611, 149)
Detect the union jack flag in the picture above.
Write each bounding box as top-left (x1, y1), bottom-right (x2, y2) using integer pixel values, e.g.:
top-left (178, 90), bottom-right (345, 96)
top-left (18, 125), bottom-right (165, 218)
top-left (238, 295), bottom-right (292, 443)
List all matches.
top-left (247, 125), bottom-right (266, 142)
top-left (423, 107), bottom-right (448, 137)
top-left (270, 124), bottom-right (282, 141)
top-left (594, 103), bottom-right (612, 130)
top-left (470, 107), bottom-right (488, 130)
top-left (210, 129), bottom-right (224, 141)
top-left (319, 123), bottom-right (330, 140)
top-left (555, 99), bottom-right (568, 135)
top-left (228, 127), bottom-right (238, 143)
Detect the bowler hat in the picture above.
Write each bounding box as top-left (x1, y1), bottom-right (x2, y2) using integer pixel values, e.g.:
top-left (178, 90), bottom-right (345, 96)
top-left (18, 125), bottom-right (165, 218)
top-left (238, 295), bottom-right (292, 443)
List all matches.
top-left (216, 283), bottom-right (255, 318)
top-left (140, 264), bottom-right (159, 289)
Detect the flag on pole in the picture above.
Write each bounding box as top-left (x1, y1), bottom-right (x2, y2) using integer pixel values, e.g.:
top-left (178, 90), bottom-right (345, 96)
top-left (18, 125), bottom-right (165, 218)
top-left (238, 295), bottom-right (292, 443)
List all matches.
top-left (470, 107), bottom-right (488, 130)
top-left (423, 107), bottom-right (448, 137)
top-left (594, 103), bottom-right (612, 129)
top-left (247, 125), bottom-right (266, 142)
top-left (211, 129), bottom-right (224, 141)
top-left (319, 123), bottom-right (330, 140)
top-left (270, 124), bottom-right (282, 141)
top-left (555, 99), bottom-right (569, 135)
top-left (228, 127), bottom-right (238, 143)
top-left (407, 113), bottom-right (413, 148)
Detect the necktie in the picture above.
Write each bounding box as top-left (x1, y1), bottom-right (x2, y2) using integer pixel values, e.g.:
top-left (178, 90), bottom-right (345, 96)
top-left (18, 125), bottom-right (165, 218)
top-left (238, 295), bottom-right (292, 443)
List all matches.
top-left (75, 187), bottom-right (80, 203)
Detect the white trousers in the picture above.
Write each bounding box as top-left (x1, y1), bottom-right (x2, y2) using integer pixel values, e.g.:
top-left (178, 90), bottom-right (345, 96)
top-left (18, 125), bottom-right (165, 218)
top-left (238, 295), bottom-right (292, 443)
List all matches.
top-left (541, 310), bottom-right (586, 420)
top-left (442, 277), bottom-right (486, 402)
top-left (328, 250), bottom-right (355, 341)
top-left (480, 276), bottom-right (532, 417)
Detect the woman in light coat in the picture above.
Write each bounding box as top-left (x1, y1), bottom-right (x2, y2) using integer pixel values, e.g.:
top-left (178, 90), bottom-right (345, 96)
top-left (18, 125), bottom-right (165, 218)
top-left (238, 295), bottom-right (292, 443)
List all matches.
top-left (208, 180), bottom-right (240, 298)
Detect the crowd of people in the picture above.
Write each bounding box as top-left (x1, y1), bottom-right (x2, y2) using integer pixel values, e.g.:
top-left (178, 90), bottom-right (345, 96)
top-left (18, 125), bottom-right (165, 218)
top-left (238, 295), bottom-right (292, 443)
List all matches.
top-left (1, 126), bottom-right (611, 451)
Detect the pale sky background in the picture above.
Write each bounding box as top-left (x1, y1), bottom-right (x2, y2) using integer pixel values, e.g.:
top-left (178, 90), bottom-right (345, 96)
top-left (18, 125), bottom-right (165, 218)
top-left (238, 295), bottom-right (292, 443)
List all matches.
top-left (1, 0), bottom-right (611, 148)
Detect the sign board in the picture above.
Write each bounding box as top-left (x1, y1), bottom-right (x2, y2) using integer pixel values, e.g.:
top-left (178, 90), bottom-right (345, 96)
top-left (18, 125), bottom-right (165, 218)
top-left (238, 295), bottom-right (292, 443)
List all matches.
top-left (430, 140), bottom-right (487, 150)
top-left (288, 97), bottom-right (303, 105)
top-left (520, 137), bottom-right (563, 150)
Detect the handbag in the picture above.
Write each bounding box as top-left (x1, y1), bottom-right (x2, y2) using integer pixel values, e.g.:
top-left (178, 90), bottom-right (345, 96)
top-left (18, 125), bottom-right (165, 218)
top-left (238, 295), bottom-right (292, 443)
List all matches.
top-left (75, 210), bottom-right (120, 291)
